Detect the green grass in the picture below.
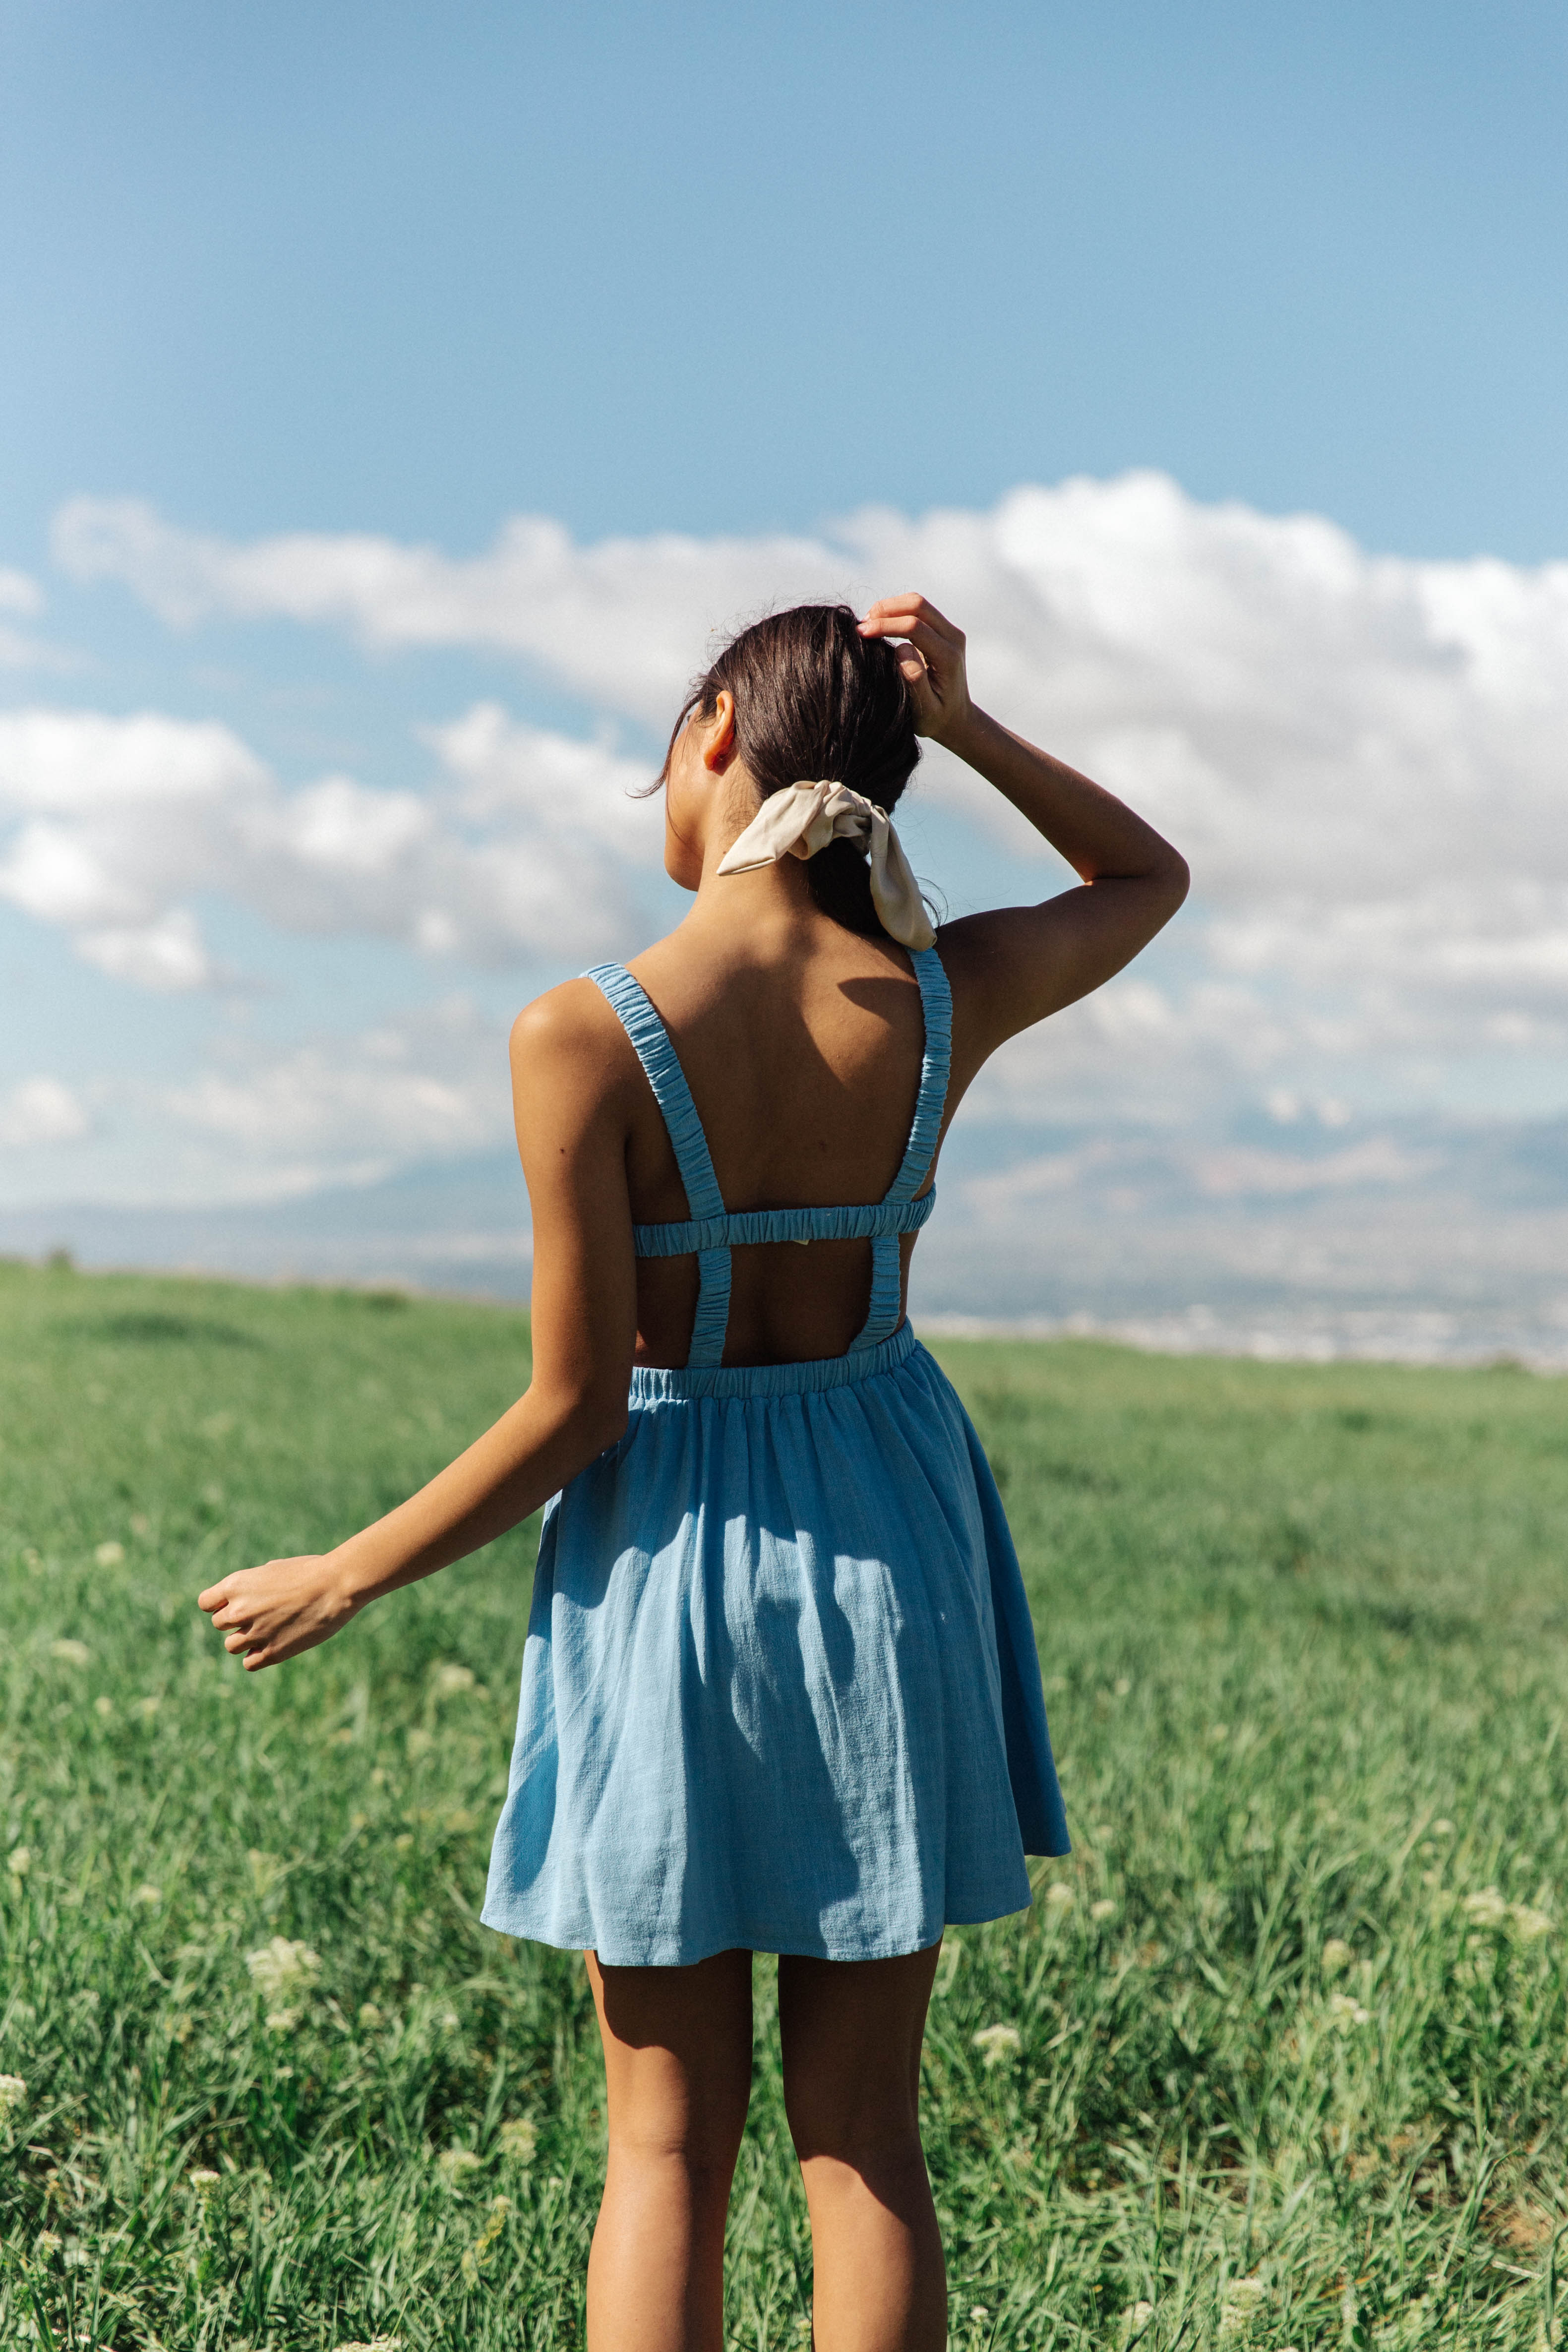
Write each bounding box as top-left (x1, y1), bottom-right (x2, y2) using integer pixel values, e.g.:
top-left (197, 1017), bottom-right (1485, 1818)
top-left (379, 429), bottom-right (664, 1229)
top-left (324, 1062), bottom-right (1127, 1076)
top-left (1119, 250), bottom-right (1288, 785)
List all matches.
top-left (2, 1260), bottom-right (1568, 2351)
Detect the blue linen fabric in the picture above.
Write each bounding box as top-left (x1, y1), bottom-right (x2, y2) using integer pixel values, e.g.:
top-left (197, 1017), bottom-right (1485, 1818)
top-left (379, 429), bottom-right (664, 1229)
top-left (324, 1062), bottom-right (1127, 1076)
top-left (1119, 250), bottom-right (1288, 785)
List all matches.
top-left (481, 947), bottom-right (1069, 1967)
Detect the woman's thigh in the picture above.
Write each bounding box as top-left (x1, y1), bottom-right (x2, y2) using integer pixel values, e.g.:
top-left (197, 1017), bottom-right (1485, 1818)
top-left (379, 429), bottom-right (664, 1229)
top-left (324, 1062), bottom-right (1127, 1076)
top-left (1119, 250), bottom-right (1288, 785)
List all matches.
top-left (777, 1942), bottom-right (942, 2154)
top-left (587, 1946), bottom-right (755, 2164)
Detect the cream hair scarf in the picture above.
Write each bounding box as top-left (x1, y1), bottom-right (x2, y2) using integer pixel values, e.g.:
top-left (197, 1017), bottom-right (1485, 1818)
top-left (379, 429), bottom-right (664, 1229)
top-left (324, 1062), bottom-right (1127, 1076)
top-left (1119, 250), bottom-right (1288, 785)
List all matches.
top-left (715, 780), bottom-right (936, 952)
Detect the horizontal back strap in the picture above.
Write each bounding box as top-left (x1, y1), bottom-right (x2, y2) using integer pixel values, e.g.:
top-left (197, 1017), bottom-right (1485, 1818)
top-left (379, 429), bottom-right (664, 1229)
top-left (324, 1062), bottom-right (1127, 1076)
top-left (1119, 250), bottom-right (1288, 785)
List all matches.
top-left (632, 1190), bottom-right (937, 1260)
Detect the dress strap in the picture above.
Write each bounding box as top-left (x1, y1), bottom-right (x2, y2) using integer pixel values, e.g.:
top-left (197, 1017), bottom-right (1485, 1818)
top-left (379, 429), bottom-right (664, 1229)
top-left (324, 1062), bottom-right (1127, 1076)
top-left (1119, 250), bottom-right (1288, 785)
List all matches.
top-left (885, 945), bottom-right (952, 1202)
top-left (585, 965), bottom-right (731, 1367)
top-left (850, 943), bottom-right (952, 1353)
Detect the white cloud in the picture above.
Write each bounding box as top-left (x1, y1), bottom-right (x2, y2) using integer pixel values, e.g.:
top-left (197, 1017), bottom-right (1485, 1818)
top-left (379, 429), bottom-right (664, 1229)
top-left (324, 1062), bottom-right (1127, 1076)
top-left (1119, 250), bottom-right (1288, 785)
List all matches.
top-left (17, 469), bottom-right (1568, 1287)
top-left (160, 998), bottom-right (514, 1200)
top-left (0, 702), bottom-right (666, 987)
top-left (78, 908), bottom-right (222, 991)
top-left (53, 496), bottom-right (837, 726)
top-left (0, 569), bottom-right (44, 619)
top-left (0, 1077), bottom-right (90, 1149)
top-left (51, 475), bottom-right (1568, 1073)
top-left (0, 568), bottom-right (78, 673)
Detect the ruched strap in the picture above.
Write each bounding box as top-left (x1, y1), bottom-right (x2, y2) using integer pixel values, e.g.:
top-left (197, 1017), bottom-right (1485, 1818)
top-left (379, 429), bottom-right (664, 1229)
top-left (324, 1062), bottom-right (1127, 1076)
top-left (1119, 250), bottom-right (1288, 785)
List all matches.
top-left (632, 1192), bottom-right (937, 1258)
top-left (850, 945), bottom-right (952, 1352)
top-left (586, 965), bottom-right (729, 1367)
top-left (885, 946), bottom-right (952, 1202)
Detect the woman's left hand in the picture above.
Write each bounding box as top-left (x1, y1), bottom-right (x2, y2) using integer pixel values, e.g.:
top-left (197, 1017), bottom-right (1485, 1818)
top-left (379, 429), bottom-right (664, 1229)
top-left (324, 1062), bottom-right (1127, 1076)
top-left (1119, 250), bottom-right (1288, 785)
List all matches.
top-left (858, 594), bottom-right (975, 747)
top-left (198, 1554), bottom-right (360, 1671)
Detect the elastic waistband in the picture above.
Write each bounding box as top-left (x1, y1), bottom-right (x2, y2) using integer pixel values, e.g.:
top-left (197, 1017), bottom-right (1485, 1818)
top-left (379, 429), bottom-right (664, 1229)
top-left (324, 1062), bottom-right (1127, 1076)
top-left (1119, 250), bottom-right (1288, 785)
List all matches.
top-left (629, 1318), bottom-right (921, 1403)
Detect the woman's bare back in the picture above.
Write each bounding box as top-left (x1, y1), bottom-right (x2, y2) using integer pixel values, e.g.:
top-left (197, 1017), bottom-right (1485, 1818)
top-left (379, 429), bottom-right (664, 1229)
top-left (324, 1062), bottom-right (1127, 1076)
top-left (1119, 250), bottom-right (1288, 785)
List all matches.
top-left (600, 922), bottom-right (940, 1369)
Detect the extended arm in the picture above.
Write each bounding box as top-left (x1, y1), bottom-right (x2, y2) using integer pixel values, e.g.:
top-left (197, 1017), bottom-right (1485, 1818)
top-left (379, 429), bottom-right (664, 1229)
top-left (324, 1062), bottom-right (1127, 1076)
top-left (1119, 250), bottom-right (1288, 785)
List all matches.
top-left (858, 595), bottom-right (1189, 1061)
top-left (198, 986), bottom-right (638, 1669)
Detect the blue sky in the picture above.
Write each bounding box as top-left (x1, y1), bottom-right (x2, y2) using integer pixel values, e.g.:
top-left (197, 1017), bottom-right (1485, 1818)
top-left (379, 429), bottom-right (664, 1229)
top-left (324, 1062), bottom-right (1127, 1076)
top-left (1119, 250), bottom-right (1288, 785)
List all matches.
top-left (5, 0), bottom-right (1566, 556)
top-left (2, 0), bottom-right (1566, 1356)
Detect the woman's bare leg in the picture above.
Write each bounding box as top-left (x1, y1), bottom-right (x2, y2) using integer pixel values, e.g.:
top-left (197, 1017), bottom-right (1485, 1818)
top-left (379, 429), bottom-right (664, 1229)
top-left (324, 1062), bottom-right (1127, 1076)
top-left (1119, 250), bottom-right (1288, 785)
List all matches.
top-left (778, 1942), bottom-right (946, 2352)
top-left (584, 1945), bottom-right (754, 2352)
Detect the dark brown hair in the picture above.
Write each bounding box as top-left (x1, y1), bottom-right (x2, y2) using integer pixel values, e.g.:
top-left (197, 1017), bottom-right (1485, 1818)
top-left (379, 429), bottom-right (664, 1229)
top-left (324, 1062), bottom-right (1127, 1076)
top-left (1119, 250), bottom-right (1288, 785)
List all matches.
top-left (660, 603), bottom-right (922, 939)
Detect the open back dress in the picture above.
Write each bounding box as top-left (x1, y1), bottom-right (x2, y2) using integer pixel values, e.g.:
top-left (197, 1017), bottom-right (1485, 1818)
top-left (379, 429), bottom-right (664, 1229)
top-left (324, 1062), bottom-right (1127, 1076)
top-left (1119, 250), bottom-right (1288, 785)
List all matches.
top-left (482, 943), bottom-right (1069, 1968)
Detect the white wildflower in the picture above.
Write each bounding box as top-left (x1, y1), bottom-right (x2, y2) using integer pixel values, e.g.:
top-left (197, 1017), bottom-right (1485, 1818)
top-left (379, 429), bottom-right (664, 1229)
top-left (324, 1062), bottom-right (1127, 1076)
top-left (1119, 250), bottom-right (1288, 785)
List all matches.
top-left (1432, 1818), bottom-right (1454, 1836)
top-left (1128, 2302), bottom-right (1155, 2334)
top-left (50, 1638), bottom-right (90, 1665)
top-left (1321, 1937), bottom-right (1353, 1974)
top-left (497, 2116), bottom-right (537, 2163)
top-left (34, 2229), bottom-right (62, 2257)
top-left (431, 1662), bottom-right (476, 1697)
top-left (1462, 1886), bottom-right (1509, 1929)
top-left (130, 1883), bottom-right (162, 1907)
top-left (7, 1847), bottom-right (31, 1878)
top-left (436, 2146), bottom-right (482, 2185)
top-left (972, 2022), bottom-right (1022, 2068)
top-left (1090, 1897), bottom-right (1117, 1920)
top-left (94, 1541), bottom-right (124, 1566)
top-left (1327, 1991), bottom-right (1371, 2027)
top-left (94, 1695), bottom-right (115, 1718)
top-left (357, 2001), bottom-right (384, 2030)
top-left (188, 2168), bottom-right (220, 2193)
top-left (1113, 1677), bottom-right (1133, 1697)
top-left (1509, 1902), bottom-right (1552, 1941)
top-left (0, 2073), bottom-right (27, 2116)
top-left (1043, 1880), bottom-right (1075, 1911)
top-left (245, 1934), bottom-right (321, 2002)
top-left (1219, 2275), bottom-right (1268, 2336)
top-left (333, 2340), bottom-right (403, 2352)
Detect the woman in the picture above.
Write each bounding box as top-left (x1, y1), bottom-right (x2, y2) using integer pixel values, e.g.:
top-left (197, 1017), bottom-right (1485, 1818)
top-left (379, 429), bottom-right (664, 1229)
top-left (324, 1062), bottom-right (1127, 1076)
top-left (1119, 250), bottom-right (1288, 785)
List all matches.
top-left (199, 595), bottom-right (1187, 2352)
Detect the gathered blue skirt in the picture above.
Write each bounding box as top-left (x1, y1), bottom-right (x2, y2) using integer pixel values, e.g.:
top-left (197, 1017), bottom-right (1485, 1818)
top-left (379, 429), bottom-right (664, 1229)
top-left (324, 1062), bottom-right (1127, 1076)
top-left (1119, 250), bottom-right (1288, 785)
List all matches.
top-left (481, 1321), bottom-right (1069, 1967)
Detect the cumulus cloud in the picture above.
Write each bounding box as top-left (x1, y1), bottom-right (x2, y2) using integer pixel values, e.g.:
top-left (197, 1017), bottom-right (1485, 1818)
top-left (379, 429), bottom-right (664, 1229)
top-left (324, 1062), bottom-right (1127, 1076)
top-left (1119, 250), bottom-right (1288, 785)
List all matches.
top-left (53, 496), bottom-right (836, 725)
top-left (0, 1077), bottom-right (91, 1150)
top-left (52, 474), bottom-right (1568, 1070)
top-left (0, 569), bottom-right (44, 618)
top-left (162, 998), bottom-right (513, 1198)
top-left (0, 565), bottom-right (78, 672)
top-left (0, 702), bottom-right (665, 987)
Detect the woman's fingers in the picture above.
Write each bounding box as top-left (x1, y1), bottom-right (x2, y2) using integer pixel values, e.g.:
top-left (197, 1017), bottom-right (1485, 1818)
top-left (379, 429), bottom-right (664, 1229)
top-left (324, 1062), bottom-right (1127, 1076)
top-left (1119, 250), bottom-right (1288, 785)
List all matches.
top-left (196, 1553), bottom-right (352, 1673)
top-left (884, 614), bottom-right (960, 674)
top-left (860, 594), bottom-right (965, 650)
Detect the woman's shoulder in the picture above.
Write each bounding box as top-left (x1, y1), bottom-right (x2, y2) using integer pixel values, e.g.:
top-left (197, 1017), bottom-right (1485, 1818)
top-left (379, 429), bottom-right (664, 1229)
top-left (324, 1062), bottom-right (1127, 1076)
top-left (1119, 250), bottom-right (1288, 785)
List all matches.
top-left (509, 975), bottom-right (640, 1092)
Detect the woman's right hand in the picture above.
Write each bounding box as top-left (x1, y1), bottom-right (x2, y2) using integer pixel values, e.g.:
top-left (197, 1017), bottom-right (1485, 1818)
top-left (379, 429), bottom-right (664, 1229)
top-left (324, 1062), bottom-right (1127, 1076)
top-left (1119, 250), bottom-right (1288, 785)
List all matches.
top-left (859, 595), bottom-right (974, 748)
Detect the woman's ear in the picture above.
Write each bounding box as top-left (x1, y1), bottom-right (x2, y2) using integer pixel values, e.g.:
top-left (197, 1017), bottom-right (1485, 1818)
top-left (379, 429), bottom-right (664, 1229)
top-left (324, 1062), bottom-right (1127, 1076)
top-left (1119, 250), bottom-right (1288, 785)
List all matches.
top-left (701, 690), bottom-right (737, 773)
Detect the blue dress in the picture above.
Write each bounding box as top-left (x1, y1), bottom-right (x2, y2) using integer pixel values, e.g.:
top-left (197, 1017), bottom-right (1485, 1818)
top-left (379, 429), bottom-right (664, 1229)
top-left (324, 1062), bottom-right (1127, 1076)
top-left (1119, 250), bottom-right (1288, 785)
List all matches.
top-left (482, 946), bottom-right (1069, 1968)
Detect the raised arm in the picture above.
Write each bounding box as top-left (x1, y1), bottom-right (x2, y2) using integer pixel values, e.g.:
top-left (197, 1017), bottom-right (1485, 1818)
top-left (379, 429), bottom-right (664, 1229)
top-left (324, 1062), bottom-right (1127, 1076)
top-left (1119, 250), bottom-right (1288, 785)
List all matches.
top-left (858, 594), bottom-right (1189, 1064)
top-left (197, 985), bottom-right (638, 1670)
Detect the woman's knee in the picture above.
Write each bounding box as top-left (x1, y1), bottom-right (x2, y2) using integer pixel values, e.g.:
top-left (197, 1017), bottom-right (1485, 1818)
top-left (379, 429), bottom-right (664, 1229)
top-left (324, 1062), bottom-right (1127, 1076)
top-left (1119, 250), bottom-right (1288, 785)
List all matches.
top-left (605, 2083), bottom-right (751, 2177)
top-left (781, 2062), bottom-right (921, 2170)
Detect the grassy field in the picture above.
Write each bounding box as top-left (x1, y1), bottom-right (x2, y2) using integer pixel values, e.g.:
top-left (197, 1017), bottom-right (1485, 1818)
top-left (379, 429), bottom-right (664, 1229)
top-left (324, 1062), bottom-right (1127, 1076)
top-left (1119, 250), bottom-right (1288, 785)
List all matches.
top-left (2, 1260), bottom-right (1568, 2352)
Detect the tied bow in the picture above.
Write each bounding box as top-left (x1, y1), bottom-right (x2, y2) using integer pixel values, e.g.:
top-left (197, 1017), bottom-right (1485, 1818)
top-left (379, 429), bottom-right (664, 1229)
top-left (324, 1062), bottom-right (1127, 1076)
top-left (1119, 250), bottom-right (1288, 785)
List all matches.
top-left (715, 780), bottom-right (935, 952)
